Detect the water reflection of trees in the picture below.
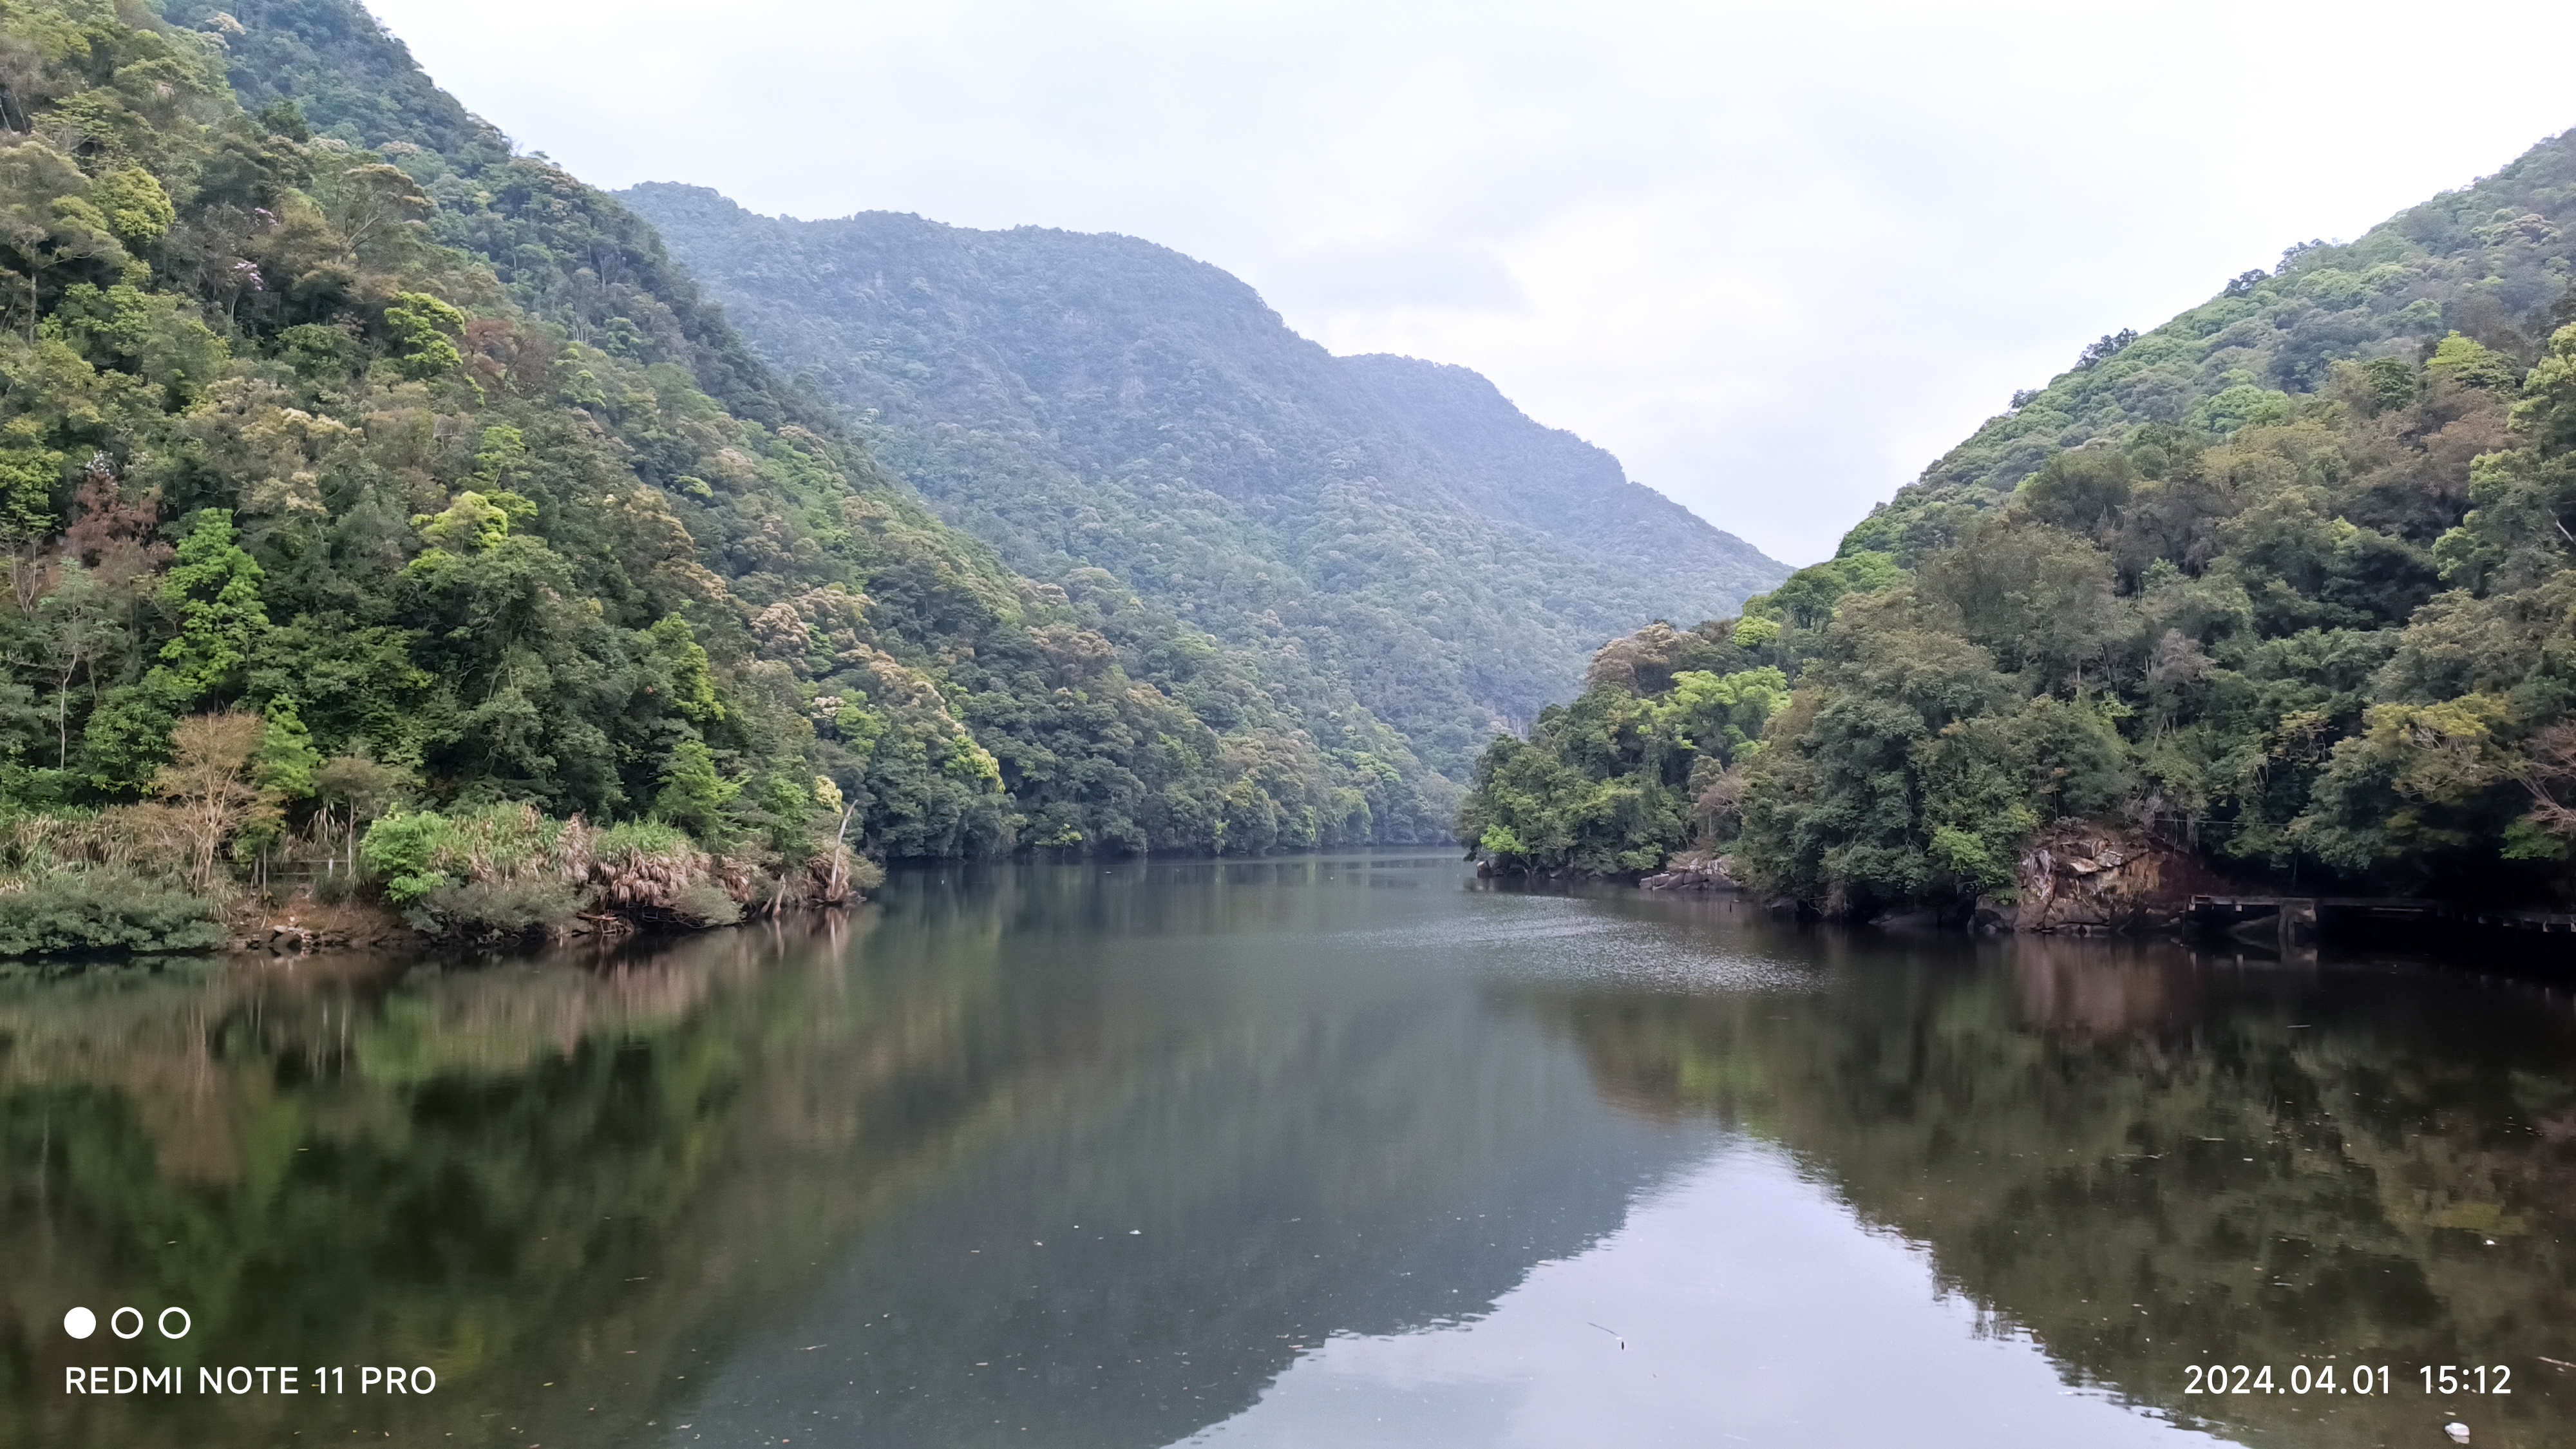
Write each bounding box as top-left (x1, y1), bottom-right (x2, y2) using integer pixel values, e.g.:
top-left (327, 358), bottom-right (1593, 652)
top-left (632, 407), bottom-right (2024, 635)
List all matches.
top-left (3, 854), bottom-right (1670, 1449)
top-left (1542, 937), bottom-right (2576, 1447)
top-left (0, 913), bottom-right (1030, 1449)
top-left (697, 855), bottom-right (1683, 1449)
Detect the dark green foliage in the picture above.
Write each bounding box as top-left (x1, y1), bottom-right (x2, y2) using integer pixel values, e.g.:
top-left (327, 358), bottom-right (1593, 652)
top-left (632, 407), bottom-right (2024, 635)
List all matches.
top-left (163, 0), bottom-right (1751, 837)
top-left (1730, 335), bottom-right (2571, 908)
top-left (618, 185), bottom-right (1789, 774)
top-left (1734, 619), bottom-right (2132, 914)
top-left (1456, 621), bottom-right (1789, 875)
top-left (0, 868), bottom-right (227, 955)
top-left (1757, 550), bottom-right (1903, 630)
top-left (162, 0), bottom-right (820, 432)
top-left (410, 877), bottom-right (587, 940)
top-left (182, 0), bottom-right (1450, 856)
top-left (1473, 242), bottom-right (2576, 911)
top-left (1862, 130), bottom-right (2576, 559)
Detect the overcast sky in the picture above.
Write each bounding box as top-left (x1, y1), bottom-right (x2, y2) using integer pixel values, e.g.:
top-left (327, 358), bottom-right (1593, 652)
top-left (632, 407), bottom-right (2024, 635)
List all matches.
top-left (366, 0), bottom-right (2576, 565)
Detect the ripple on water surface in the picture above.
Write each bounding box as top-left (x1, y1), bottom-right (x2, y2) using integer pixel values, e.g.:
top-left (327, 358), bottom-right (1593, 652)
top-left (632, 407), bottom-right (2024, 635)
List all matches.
top-left (1336, 889), bottom-right (1821, 994)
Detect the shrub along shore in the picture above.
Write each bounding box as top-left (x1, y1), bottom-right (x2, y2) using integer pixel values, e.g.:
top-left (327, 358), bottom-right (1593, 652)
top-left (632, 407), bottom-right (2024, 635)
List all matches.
top-left (0, 708), bottom-right (879, 958)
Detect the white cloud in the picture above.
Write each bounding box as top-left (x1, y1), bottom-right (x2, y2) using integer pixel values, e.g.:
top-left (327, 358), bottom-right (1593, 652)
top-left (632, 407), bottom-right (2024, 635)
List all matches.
top-left (369, 0), bottom-right (2576, 563)
top-left (1266, 238), bottom-right (1529, 314)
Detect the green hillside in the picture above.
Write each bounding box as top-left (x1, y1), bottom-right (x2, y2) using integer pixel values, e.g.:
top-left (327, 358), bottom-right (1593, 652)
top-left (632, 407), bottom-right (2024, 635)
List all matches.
top-left (1859, 131), bottom-right (2576, 559)
top-left (181, 0), bottom-right (1449, 848)
top-left (0, 0), bottom-right (1450, 954)
top-left (617, 187), bottom-right (1790, 773)
top-left (1463, 129), bottom-right (2576, 914)
top-left (159, 0), bottom-right (811, 433)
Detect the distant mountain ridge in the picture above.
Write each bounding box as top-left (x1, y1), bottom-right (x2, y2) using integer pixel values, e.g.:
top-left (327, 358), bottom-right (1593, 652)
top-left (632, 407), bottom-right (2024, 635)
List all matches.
top-left (621, 187), bottom-right (1788, 770)
top-left (1334, 352), bottom-right (1750, 591)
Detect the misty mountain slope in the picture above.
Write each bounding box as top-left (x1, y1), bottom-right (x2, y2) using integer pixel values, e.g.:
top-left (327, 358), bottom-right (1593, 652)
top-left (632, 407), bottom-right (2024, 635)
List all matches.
top-left (622, 185), bottom-right (1788, 770)
top-left (1336, 353), bottom-right (1754, 591)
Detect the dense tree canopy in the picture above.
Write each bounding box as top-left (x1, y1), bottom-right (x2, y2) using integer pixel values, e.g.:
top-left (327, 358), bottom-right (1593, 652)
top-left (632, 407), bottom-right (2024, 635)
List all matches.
top-left (0, 0), bottom-right (1453, 951)
top-left (1855, 130), bottom-right (2576, 560)
top-left (1464, 128), bottom-right (2576, 916)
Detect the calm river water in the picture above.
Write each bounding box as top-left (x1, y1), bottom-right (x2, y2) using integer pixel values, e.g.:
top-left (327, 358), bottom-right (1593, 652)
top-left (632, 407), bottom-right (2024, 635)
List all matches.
top-left (5, 850), bottom-right (2573, 1448)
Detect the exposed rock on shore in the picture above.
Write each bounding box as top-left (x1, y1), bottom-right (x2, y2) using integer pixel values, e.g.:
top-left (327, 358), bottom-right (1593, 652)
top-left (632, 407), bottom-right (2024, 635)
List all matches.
top-left (1640, 852), bottom-right (1739, 891)
top-left (2009, 824), bottom-right (2230, 934)
top-left (230, 897), bottom-right (415, 955)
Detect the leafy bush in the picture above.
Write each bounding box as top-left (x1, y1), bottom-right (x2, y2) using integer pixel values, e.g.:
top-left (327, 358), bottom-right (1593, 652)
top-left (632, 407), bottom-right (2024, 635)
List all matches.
top-left (360, 806), bottom-right (569, 906)
top-left (355, 806), bottom-right (810, 934)
top-left (359, 805), bottom-right (598, 936)
top-left (670, 881), bottom-right (741, 929)
top-left (847, 856), bottom-right (887, 895)
top-left (0, 869), bottom-right (226, 956)
top-left (358, 813), bottom-right (453, 905)
top-left (1459, 622), bottom-right (1794, 877)
top-left (410, 879), bottom-right (584, 940)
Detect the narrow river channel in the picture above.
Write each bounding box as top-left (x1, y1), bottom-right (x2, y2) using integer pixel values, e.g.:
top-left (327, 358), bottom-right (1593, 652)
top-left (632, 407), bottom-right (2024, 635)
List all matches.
top-left (5, 850), bottom-right (2570, 1447)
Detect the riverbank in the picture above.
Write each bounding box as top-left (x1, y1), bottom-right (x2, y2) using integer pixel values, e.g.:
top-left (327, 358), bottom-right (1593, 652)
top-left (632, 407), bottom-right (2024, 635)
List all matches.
top-left (1511, 827), bottom-right (2576, 960)
top-left (2, 843), bottom-right (888, 962)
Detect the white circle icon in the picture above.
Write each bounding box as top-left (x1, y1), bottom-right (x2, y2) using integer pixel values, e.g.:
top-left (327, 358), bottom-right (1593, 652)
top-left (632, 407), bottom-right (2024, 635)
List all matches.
top-left (64, 1307), bottom-right (95, 1340)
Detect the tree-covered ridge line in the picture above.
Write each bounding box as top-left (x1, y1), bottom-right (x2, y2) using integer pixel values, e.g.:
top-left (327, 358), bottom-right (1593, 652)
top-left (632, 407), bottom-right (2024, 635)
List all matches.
top-left (1466, 125), bottom-right (2576, 917)
top-left (616, 184), bottom-right (1790, 775)
top-left (0, 0), bottom-right (1448, 954)
top-left (159, 0), bottom-right (820, 436)
top-left (1857, 128), bottom-right (2576, 561)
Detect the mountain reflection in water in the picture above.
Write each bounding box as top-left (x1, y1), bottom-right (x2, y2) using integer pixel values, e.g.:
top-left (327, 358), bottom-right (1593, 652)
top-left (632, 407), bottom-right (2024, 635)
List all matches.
top-left (3, 853), bottom-right (2571, 1448)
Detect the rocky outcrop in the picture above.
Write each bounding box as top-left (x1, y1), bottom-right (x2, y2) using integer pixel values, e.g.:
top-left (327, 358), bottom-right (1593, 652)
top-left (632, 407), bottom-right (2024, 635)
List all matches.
top-left (1640, 852), bottom-right (1739, 891)
top-left (231, 905), bottom-right (415, 955)
top-left (2008, 823), bottom-right (2229, 934)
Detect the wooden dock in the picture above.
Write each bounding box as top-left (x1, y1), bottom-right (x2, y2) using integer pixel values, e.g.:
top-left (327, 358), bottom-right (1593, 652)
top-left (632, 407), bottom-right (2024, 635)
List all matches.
top-left (2188, 895), bottom-right (2576, 951)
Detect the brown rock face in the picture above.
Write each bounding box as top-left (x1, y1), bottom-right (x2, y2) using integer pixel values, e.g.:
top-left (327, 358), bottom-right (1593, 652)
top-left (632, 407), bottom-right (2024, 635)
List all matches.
top-left (2010, 824), bottom-right (2231, 934)
top-left (1640, 851), bottom-right (1738, 891)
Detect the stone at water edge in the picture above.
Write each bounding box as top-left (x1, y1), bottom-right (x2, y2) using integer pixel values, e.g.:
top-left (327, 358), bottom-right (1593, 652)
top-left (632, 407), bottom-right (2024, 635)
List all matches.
top-left (2446, 1423), bottom-right (2470, 1444)
top-left (1638, 851), bottom-right (1737, 891)
top-left (2007, 820), bottom-right (2237, 933)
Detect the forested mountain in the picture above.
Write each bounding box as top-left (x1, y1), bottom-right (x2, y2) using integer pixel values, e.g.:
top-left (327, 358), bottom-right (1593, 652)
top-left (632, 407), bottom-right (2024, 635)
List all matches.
top-left (0, 0), bottom-right (1449, 954)
top-left (157, 0), bottom-right (812, 433)
top-left (618, 187), bottom-right (1789, 773)
top-left (1853, 131), bottom-right (2576, 558)
top-left (1463, 129), bottom-right (2576, 914)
